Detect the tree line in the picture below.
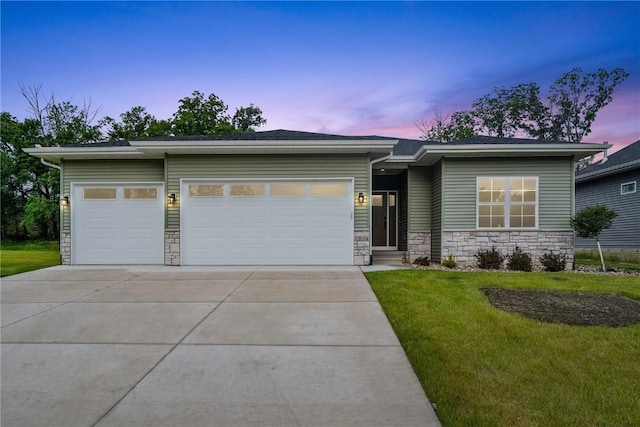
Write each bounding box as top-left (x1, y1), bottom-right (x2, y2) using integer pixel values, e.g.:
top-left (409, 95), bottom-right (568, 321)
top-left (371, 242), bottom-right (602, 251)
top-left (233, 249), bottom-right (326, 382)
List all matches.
top-left (1, 87), bottom-right (266, 240)
top-left (417, 67), bottom-right (629, 143)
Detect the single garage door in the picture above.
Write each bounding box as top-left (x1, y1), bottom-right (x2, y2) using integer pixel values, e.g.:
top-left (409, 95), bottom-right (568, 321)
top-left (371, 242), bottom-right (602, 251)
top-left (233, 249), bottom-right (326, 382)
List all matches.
top-left (181, 180), bottom-right (354, 265)
top-left (72, 184), bottom-right (164, 264)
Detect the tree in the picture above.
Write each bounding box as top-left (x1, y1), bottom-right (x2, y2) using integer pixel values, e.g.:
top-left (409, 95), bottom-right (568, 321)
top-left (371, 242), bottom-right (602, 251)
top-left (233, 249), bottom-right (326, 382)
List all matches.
top-left (418, 67), bottom-right (629, 143)
top-left (20, 84), bottom-right (102, 145)
top-left (1, 85), bottom-right (102, 240)
top-left (548, 67), bottom-right (629, 142)
top-left (172, 90), bottom-right (266, 135)
top-left (232, 104), bottom-right (267, 132)
top-left (570, 204), bottom-right (617, 271)
top-left (418, 110), bottom-right (475, 142)
top-left (101, 106), bottom-right (171, 140)
top-left (471, 83), bottom-right (549, 138)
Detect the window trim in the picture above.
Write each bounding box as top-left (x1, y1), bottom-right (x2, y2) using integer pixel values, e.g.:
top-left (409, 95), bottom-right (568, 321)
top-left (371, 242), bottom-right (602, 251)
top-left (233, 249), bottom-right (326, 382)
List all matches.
top-left (476, 176), bottom-right (539, 230)
top-left (621, 181), bottom-right (637, 195)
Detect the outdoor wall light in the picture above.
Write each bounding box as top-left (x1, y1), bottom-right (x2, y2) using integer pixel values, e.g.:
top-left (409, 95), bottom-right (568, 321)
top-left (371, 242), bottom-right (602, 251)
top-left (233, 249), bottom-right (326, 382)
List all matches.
top-left (168, 193), bottom-right (177, 205)
top-left (357, 192), bottom-right (365, 204)
top-left (61, 196), bottom-right (69, 207)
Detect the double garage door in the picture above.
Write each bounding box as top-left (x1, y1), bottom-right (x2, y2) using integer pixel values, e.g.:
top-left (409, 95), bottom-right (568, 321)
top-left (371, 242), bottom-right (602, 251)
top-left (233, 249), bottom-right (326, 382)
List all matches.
top-left (181, 180), bottom-right (354, 265)
top-left (72, 180), bottom-right (354, 265)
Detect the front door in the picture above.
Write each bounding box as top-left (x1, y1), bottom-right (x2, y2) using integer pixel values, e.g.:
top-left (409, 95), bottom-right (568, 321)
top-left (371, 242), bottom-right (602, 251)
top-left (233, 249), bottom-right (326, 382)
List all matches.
top-left (372, 191), bottom-right (397, 249)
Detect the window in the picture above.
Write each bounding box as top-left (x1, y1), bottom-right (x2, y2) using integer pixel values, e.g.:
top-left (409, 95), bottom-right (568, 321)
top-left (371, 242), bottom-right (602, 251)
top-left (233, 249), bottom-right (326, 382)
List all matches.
top-left (270, 183), bottom-right (307, 197)
top-left (83, 188), bottom-right (116, 200)
top-left (311, 183), bottom-right (348, 197)
top-left (477, 177), bottom-right (537, 228)
top-left (230, 184), bottom-right (265, 197)
top-left (621, 181), bottom-right (636, 195)
top-left (124, 188), bottom-right (157, 199)
top-left (189, 184), bottom-right (224, 197)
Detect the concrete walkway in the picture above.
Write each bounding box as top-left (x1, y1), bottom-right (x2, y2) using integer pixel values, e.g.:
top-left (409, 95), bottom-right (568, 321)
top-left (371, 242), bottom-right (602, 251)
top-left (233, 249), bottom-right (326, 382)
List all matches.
top-left (1, 265), bottom-right (440, 427)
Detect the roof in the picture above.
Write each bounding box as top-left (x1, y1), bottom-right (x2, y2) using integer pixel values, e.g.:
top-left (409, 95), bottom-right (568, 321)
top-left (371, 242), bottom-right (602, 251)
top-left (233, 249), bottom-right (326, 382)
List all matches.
top-left (25, 129), bottom-right (397, 162)
top-left (64, 129), bottom-right (394, 147)
top-left (24, 130), bottom-right (610, 164)
top-left (389, 135), bottom-right (609, 165)
top-left (576, 140), bottom-right (640, 182)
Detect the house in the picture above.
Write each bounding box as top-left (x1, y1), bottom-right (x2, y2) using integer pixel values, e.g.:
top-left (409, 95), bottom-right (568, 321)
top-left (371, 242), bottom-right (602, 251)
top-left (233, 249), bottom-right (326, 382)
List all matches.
top-left (575, 140), bottom-right (640, 259)
top-left (26, 130), bottom-right (607, 268)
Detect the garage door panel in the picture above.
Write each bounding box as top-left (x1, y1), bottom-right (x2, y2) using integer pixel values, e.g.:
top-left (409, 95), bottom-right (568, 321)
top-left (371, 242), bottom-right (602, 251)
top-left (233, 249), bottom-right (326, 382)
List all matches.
top-left (182, 180), bottom-right (354, 265)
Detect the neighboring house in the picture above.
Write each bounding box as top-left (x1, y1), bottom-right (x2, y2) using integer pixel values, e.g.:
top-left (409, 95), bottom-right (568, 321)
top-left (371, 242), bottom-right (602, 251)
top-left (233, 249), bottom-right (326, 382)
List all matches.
top-left (575, 140), bottom-right (640, 259)
top-left (26, 130), bottom-right (607, 268)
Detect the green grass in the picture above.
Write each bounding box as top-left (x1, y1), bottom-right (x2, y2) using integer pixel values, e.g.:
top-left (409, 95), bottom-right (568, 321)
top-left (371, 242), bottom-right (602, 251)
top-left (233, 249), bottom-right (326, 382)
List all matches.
top-left (366, 270), bottom-right (640, 427)
top-left (575, 251), bottom-right (640, 271)
top-left (0, 241), bottom-right (60, 277)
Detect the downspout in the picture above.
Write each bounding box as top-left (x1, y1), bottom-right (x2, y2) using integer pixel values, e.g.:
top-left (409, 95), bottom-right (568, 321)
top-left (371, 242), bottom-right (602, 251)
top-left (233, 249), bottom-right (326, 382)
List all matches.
top-left (368, 153), bottom-right (392, 264)
top-left (40, 157), bottom-right (61, 170)
top-left (34, 144), bottom-right (61, 170)
top-left (37, 155), bottom-right (64, 263)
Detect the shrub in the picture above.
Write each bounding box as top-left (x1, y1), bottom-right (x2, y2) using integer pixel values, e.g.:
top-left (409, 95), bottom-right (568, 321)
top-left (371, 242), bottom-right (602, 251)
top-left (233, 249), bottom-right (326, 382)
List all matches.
top-left (441, 253), bottom-right (457, 269)
top-left (414, 256), bottom-right (430, 266)
top-left (506, 246), bottom-right (533, 272)
top-left (540, 252), bottom-right (567, 272)
top-left (475, 246), bottom-right (505, 270)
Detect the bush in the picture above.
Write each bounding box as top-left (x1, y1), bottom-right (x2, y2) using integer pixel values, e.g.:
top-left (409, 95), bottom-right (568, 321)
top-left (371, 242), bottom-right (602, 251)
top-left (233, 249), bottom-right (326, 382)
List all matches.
top-left (506, 246), bottom-right (533, 272)
top-left (441, 253), bottom-right (457, 269)
top-left (540, 252), bottom-right (567, 272)
top-left (475, 246), bottom-right (505, 270)
top-left (414, 256), bottom-right (430, 266)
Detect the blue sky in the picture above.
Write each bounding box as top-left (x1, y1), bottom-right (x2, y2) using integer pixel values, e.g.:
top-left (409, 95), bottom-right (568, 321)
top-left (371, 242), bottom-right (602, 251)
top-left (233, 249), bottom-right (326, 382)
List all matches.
top-left (2, 1), bottom-right (639, 152)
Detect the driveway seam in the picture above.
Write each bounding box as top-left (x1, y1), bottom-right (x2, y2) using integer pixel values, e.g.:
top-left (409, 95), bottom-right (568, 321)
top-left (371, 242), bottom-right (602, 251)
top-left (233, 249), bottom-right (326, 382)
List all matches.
top-left (90, 268), bottom-right (259, 427)
top-left (0, 278), bottom-right (136, 329)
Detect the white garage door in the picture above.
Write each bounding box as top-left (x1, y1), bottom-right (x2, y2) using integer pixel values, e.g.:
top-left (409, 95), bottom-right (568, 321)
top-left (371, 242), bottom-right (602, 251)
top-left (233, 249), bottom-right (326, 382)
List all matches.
top-left (72, 184), bottom-right (164, 264)
top-left (181, 180), bottom-right (354, 265)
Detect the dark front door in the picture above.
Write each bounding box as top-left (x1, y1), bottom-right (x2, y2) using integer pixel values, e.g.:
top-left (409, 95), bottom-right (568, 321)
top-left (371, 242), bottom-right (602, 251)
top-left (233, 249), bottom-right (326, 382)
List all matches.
top-left (372, 191), bottom-right (397, 248)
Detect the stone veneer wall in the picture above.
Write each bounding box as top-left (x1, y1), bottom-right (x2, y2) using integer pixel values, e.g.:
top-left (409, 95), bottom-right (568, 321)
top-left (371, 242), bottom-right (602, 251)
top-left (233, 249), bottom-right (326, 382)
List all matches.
top-left (60, 231), bottom-right (71, 265)
top-left (442, 230), bottom-right (574, 270)
top-left (354, 229), bottom-right (370, 265)
top-left (405, 231), bottom-right (431, 263)
top-left (165, 230), bottom-right (181, 266)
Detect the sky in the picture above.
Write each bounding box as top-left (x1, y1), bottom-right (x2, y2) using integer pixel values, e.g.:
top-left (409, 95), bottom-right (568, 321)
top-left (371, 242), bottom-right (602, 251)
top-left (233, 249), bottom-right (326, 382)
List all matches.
top-left (2, 1), bottom-right (639, 153)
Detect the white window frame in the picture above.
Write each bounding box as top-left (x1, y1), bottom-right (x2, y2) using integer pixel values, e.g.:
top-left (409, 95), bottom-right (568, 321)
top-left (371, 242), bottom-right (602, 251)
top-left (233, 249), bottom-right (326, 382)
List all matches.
top-left (621, 181), bottom-right (636, 195)
top-left (476, 176), bottom-right (539, 229)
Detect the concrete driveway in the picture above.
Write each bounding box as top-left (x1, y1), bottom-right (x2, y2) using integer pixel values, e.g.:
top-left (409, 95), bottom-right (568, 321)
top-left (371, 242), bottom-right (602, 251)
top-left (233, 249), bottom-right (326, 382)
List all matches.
top-left (1, 266), bottom-right (440, 427)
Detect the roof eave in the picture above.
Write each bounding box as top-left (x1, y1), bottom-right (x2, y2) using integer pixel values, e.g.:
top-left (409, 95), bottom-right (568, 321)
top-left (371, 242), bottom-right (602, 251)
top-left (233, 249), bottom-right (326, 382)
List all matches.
top-left (23, 147), bottom-right (149, 162)
top-left (576, 159), bottom-right (640, 182)
top-left (389, 143), bottom-right (611, 165)
top-left (129, 139), bottom-right (397, 154)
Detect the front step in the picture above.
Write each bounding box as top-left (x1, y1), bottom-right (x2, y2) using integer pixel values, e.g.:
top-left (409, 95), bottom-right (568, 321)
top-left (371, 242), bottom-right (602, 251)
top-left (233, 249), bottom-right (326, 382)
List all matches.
top-left (371, 251), bottom-right (407, 266)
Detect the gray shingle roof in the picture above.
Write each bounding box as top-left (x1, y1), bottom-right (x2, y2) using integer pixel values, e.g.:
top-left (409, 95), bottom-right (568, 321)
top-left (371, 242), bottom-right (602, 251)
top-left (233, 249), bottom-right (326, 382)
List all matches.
top-left (132, 129), bottom-right (395, 142)
top-left (391, 135), bottom-right (577, 156)
top-left (576, 140), bottom-right (640, 178)
top-left (64, 129), bottom-right (395, 148)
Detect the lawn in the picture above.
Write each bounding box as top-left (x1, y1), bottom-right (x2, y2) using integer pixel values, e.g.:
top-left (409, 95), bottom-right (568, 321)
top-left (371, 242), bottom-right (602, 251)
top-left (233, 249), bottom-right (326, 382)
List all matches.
top-left (366, 270), bottom-right (640, 427)
top-left (0, 241), bottom-right (60, 277)
top-left (575, 251), bottom-right (640, 271)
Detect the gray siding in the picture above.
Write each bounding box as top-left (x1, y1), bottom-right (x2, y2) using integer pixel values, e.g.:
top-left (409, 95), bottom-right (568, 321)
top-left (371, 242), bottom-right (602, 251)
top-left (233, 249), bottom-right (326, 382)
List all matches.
top-left (575, 169), bottom-right (640, 249)
top-left (442, 157), bottom-right (574, 230)
top-left (431, 162), bottom-right (442, 262)
top-left (167, 154), bottom-right (369, 230)
top-left (407, 166), bottom-right (431, 231)
top-left (61, 159), bottom-right (164, 231)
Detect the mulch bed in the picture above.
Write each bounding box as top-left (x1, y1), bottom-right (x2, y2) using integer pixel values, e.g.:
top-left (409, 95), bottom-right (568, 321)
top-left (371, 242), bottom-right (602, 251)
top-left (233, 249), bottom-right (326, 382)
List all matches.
top-left (481, 288), bottom-right (640, 327)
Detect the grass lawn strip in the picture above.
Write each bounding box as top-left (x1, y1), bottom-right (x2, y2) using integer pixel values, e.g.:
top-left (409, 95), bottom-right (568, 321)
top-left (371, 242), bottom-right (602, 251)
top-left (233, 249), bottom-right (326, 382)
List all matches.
top-left (0, 242), bottom-right (60, 277)
top-left (366, 270), bottom-right (640, 427)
